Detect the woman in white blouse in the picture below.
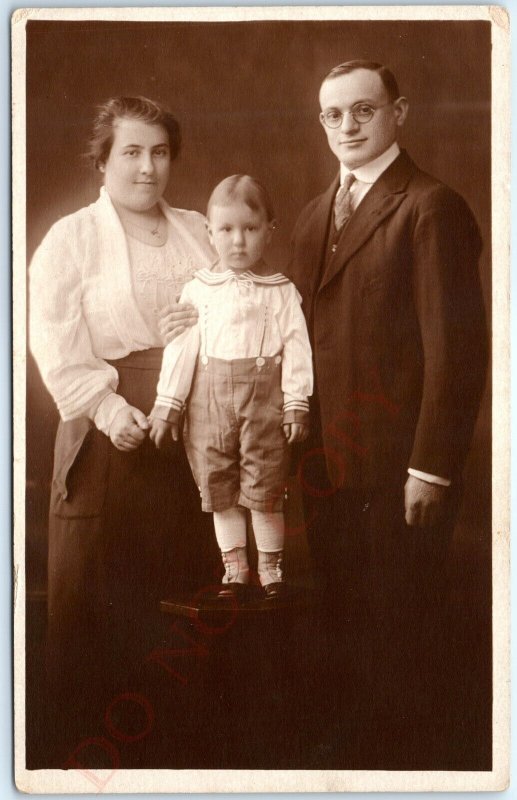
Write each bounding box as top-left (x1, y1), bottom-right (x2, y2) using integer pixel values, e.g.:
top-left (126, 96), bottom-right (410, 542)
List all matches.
top-left (30, 96), bottom-right (217, 724)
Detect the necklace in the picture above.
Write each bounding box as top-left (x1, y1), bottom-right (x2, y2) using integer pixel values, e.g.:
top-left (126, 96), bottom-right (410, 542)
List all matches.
top-left (123, 213), bottom-right (164, 236)
top-left (120, 212), bottom-right (168, 246)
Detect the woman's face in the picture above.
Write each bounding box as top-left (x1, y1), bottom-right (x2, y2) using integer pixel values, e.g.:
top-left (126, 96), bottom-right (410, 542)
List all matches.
top-left (100, 117), bottom-right (171, 213)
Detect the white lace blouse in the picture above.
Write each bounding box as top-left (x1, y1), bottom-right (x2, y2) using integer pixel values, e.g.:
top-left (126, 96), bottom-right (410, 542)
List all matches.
top-left (30, 188), bottom-right (214, 433)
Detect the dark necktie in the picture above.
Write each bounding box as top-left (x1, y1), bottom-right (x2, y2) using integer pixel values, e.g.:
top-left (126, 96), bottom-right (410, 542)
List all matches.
top-left (334, 173), bottom-right (356, 231)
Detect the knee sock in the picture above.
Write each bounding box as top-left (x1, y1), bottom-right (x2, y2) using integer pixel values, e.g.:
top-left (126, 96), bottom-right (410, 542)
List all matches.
top-left (213, 507), bottom-right (249, 584)
top-left (250, 510), bottom-right (285, 552)
top-left (213, 507), bottom-right (247, 551)
top-left (251, 511), bottom-right (285, 586)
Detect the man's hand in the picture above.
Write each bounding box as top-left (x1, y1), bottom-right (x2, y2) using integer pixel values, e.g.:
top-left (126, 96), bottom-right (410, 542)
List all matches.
top-left (283, 422), bottom-right (309, 444)
top-left (404, 475), bottom-right (448, 528)
top-left (149, 417), bottom-right (179, 449)
top-left (109, 405), bottom-right (149, 452)
top-left (158, 299), bottom-right (198, 343)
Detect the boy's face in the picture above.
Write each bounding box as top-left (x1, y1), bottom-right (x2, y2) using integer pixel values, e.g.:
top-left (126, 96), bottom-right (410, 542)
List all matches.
top-left (206, 202), bottom-right (274, 272)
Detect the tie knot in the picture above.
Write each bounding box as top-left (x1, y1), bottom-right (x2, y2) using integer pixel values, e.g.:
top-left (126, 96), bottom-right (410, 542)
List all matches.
top-left (342, 172), bottom-right (356, 192)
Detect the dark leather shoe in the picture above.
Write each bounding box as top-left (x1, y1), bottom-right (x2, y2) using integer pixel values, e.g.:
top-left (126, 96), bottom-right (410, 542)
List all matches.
top-left (217, 583), bottom-right (248, 600)
top-left (263, 582), bottom-right (286, 599)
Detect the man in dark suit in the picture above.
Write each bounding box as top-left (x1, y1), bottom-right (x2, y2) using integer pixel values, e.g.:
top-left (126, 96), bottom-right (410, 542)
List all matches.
top-left (289, 61), bottom-right (487, 750)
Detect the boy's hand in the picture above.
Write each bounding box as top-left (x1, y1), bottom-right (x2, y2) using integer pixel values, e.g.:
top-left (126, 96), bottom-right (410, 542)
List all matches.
top-left (283, 422), bottom-right (309, 444)
top-left (149, 417), bottom-right (179, 449)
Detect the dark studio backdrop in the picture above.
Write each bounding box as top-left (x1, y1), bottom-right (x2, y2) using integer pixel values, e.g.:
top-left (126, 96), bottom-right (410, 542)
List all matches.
top-left (25, 18), bottom-right (492, 769)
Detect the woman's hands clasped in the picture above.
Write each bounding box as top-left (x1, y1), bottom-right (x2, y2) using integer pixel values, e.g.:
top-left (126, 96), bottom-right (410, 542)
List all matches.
top-left (109, 405), bottom-right (150, 452)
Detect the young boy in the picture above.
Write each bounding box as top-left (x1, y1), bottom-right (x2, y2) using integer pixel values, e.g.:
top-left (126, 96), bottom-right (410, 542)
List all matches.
top-left (149, 175), bottom-right (313, 599)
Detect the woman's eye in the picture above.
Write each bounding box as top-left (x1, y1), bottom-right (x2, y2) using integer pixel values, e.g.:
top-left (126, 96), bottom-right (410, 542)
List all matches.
top-left (125, 150), bottom-right (138, 157)
top-left (154, 148), bottom-right (168, 157)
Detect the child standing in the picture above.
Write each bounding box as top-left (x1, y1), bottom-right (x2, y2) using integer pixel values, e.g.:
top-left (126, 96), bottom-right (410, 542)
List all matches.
top-left (149, 175), bottom-right (313, 599)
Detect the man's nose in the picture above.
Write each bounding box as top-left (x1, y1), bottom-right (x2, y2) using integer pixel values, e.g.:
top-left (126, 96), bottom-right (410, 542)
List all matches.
top-left (340, 111), bottom-right (360, 134)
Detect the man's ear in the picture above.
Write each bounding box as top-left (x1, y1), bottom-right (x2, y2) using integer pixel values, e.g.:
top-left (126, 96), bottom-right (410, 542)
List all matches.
top-left (393, 96), bottom-right (409, 127)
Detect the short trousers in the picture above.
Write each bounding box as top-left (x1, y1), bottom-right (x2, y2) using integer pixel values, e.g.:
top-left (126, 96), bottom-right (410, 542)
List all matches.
top-left (183, 355), bottom-right (289, 512)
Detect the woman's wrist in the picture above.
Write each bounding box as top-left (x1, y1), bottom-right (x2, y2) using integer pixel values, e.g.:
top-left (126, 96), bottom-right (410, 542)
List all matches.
top-left (94, 393), bottom-right (129, 435)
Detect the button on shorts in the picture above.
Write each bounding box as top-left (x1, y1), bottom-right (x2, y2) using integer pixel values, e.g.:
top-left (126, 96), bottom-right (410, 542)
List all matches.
top-left (183, 356), bottom-right (289, 512)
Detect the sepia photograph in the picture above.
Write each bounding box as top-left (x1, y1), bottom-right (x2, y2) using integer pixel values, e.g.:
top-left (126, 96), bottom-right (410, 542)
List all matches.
top-left (12, 6), bottom-right (509, 793)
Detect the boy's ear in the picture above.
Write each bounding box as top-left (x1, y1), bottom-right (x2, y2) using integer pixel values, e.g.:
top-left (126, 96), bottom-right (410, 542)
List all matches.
top-left (267, 218), bottom-right (278, 242)
top-left (205, 218), bottom-right (214, 243)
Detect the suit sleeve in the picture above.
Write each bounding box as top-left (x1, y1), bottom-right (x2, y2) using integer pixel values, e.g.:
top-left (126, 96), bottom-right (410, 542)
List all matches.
top-left (409, 186), bottom-right (488, 479)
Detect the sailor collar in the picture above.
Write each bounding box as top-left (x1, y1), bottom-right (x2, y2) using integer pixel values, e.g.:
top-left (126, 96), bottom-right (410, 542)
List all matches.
top-left (195, 268), bottom-right (290, 286)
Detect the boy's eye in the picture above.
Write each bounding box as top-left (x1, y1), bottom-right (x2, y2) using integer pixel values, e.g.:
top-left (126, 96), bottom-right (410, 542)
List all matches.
top-left (246, 226), bottom-right (257, 232)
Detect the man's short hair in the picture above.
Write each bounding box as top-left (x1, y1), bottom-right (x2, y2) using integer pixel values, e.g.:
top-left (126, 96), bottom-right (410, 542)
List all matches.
top-left (322, 60), bottom-right (401, 102)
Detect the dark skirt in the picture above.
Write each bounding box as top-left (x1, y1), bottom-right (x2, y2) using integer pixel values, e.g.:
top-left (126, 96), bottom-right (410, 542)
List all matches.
top-left (46, 348), bottom-right (218, 706)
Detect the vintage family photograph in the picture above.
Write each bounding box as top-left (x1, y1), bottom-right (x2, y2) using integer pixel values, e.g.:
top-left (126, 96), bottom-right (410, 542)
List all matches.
top-left (12, 6), bottom-right (509, 794)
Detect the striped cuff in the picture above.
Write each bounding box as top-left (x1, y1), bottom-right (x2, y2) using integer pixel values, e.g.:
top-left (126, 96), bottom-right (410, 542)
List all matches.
top-left (150, 402), bottom-right (183, 425)
top-left (283, 399), bottom-right (309, 415)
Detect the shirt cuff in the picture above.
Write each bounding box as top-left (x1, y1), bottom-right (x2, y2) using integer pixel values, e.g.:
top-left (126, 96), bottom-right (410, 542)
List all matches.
top-left (282, 409), bottom-right (310, 426)
top-left (408, 468), bottom-right (451, 487)
top-left (150, 404), bottom-right (182, 425)
top-left (93, 393), bottom-right (128, 436)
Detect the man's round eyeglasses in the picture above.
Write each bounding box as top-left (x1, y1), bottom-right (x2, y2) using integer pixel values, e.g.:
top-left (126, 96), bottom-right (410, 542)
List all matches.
top-left (319, 102), bottom-right (392, 128)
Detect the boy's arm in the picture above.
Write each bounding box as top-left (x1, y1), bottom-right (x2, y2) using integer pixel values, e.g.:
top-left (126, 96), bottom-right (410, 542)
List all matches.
top-left (278, 284), bottom-right (313, 429)
top-left (150, 322), bottom-right (201, 425)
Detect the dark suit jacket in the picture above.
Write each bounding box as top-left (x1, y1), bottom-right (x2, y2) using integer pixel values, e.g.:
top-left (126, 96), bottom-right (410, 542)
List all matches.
top-left (288, 150), bottom-right (488, 489)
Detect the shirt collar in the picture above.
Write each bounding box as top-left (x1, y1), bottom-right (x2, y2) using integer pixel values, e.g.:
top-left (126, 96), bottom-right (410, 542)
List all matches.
top-left (340, 141), bottom-right (400, 186)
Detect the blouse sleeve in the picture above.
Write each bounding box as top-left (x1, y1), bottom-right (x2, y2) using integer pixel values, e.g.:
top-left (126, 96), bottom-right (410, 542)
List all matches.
top-left (277, 284), bottom-right (314, 425)
top-left (29, 217), bottom-right (125, 430)
top-left (150, 282), bottom-right (201, 424)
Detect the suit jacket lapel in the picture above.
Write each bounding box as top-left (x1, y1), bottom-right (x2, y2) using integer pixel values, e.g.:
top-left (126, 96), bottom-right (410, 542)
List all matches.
top-left (295, 177), bottom-right (338, 301)
top-left (319, 151), bottom-right (415, 292)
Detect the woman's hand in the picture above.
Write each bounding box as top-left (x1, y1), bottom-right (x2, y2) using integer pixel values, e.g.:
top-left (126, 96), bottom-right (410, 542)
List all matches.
top-left (158, 300), bottom-right (199, 343)
top-left (109, 405), bottom-right (150, 452)
top-left (283, 423), bottom-right (309, 444)
top-left (149, 417), bottom-right (179, 449)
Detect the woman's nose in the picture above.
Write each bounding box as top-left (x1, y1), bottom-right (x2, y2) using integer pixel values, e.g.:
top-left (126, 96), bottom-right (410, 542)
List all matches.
top-left (139, 153), bottom-right (155, 174)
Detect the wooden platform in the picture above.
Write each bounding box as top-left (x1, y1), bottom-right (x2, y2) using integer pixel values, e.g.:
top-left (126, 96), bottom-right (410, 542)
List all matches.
top-left (160, 584), bottom-right (315, 624)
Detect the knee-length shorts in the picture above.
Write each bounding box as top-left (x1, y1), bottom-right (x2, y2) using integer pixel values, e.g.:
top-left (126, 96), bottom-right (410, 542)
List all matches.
top-left (184, 355), bottom-right (289, 512)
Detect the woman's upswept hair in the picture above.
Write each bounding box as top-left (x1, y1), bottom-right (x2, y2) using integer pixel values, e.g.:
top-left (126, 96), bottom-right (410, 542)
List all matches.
top-left (207, 175), bottom-right (276, 222)
top-left (323, 60), bottom-right (401, 102)
top-left (87, 96), bottom-right (181, 170)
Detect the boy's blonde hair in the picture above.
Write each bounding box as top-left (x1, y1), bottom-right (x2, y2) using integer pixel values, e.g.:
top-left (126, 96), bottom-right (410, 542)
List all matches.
top-left (207, 175), bottom-right (276, 222)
